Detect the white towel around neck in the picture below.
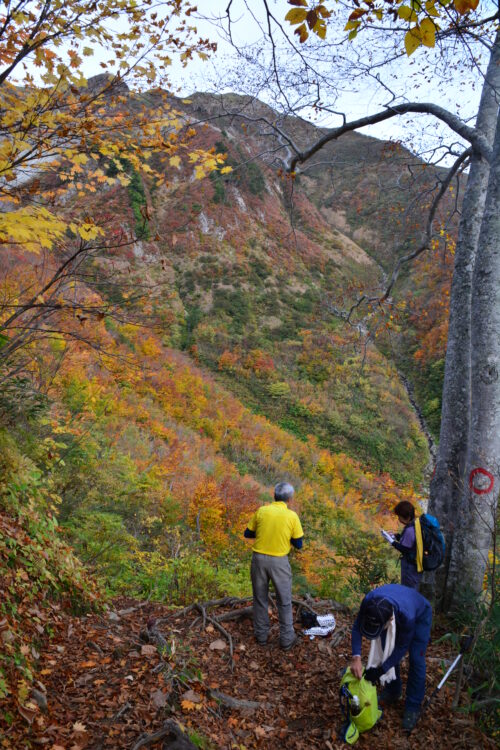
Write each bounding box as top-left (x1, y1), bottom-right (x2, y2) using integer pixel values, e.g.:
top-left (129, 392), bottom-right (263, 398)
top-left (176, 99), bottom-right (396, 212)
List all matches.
top-left (366, 614), bottom-right (397, 685)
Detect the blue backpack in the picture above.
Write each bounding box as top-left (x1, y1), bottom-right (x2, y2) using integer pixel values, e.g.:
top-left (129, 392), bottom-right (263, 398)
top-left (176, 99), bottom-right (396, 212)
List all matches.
top-left (417, 514), bottom-right (445, 571)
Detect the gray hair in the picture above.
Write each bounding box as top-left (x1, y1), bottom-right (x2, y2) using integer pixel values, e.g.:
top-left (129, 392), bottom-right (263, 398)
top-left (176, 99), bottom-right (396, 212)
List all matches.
top-left (274, 482), bottom-right (294, 502)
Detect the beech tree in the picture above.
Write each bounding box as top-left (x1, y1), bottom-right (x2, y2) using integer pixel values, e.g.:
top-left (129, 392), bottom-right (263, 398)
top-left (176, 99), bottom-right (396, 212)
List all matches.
top-left (201, 0), bottom-right (500, 609)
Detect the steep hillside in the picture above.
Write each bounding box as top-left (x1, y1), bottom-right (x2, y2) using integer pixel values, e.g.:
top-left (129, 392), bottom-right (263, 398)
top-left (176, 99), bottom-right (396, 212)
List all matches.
top-left (1, 82), bottom-right (433, 608)
top-left (0, 82), bottom-right (470, 742)
top-left (177, 92), bottom-right (457, 438)
top-left (183, 91), bottom-right (459, 269)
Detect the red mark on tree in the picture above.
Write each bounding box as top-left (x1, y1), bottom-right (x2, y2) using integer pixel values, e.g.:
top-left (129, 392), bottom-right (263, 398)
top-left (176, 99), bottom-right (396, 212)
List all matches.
top-left (469, 468), bottom-right (494, 495)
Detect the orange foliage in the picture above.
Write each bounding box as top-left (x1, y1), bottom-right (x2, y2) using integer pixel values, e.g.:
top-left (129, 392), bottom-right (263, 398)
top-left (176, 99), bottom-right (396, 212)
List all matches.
top-left (188, 478), bottom-right (228, 553)
top-left (408, 234), bottom-right (454, 366)
top-left (244, 349), bottom-right (275, 377)
top-left (218, 349), bottom-right (240, 372)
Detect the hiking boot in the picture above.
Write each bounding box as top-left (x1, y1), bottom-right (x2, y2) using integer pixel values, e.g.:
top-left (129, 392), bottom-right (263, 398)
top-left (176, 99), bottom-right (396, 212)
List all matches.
top-left (379, 686), bottom-right (402, 706)
top-left (255, 637), bottom-right (268, 646)
top-left (402, 709), bottom-right (420, 731)
top-left (280, 636), bottom-right (298, 652)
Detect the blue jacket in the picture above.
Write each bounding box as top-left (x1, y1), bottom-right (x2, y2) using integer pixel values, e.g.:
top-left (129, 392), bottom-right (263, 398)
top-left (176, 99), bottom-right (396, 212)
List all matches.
top-left (351, 584), bottom-right (432, 673)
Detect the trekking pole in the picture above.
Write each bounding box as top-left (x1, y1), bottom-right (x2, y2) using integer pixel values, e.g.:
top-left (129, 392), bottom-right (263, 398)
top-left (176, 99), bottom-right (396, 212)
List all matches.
top-left (409, 635), bottom-right (474, 734)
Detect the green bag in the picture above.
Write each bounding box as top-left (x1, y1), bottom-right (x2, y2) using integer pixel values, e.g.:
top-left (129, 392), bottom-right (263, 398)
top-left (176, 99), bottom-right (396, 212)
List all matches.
top-left (339, 668), bottom-right (383, 744)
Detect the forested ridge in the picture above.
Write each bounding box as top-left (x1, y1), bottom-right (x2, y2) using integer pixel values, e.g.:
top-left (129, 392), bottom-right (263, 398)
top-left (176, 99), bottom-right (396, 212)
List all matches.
top-left (1, 1), bottom-right (499, 747)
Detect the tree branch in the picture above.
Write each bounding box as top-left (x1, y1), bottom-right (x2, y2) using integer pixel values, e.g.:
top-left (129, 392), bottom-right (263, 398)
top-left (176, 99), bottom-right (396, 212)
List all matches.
top-left (289, 105), bottom-right (490, 172)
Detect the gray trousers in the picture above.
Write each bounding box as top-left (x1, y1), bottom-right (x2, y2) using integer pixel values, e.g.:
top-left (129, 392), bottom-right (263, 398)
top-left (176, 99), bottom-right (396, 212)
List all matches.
top-left (250, 552), bottom-right (295, 647)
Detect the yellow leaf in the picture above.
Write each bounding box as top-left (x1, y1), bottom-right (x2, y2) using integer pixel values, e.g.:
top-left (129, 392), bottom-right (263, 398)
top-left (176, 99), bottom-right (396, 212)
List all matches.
top-left (404, 27), bottom-right (422, 55)
top-left (344, 20), bottom-right (361, 31)
top-left (169, 156), bottom-right (181, 168)
top-left (0, 207), bottom-right (66, 253)
top-left (285, 8), bottom-right (308, 24)
top-left (76, 223), bottom-right (103, 241)
top-left (317, 5), bottom-right (332, 19)
top-left (313, 19), bottom-right (327, 38)
top-left (220, 166), bottom-right (232, 174)
top-left (117, 173), bottom-right (131, 186)
top-left (398, 5), bottom-right (418, 21)
top-left (454, 0), bottom-right (478, 12)
top-left (419, 17), bottom-right (436, 47)
top-left (425, 0), bottom-right (440, 17)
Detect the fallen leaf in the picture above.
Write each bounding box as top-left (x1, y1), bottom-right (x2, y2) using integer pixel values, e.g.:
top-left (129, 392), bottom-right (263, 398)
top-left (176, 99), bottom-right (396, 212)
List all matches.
top-left (141, 644), bottom-right (157, 656)
top-left (73, 721), bottom-right (86, 733)
top-left (209, 639), bottom-right (226, 651)
top-left (18, 703), bottom-right (38, 724)
top-left (78, 661), bottom-right (96, 668)
top-left (151, 689), bottom-right (168, 708)
top-left (181, 689), bottom-right (202, 704)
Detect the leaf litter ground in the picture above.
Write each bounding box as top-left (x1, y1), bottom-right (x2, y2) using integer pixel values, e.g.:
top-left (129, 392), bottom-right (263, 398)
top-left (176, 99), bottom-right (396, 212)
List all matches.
top-left (6, 598), bottom-right (495, 750)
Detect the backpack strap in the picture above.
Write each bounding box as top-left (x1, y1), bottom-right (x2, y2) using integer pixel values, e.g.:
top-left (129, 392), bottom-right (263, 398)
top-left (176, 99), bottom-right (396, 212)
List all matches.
top-left (339, 684), bottom-right (352, 722)
top-left (414, 517), bottom-right (424, 573)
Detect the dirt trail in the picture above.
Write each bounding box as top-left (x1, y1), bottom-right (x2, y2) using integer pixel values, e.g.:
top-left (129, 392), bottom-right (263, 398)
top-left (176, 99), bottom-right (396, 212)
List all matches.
top-left (5, 598), bottom-right (494, 750)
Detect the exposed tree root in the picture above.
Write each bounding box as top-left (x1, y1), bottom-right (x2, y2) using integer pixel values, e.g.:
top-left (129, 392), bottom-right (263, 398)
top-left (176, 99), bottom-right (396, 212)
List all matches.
top-left (131, 720), bottom-right (198, 750)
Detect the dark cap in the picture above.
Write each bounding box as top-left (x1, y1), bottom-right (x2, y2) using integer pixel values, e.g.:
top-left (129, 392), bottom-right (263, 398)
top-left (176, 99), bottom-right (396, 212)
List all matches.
top-left (359, 597), bottom-right (393, 639)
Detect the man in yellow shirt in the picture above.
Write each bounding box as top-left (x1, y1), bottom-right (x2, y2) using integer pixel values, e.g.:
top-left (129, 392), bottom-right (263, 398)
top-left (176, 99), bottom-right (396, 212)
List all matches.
top-left (244, 482), bottom-right (304, 650)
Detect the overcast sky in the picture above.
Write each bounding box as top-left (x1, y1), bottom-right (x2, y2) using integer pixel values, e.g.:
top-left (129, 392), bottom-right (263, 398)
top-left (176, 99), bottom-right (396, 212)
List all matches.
top-left (164, 0), bottom-right (487, 162)
top-left (29, 0), bottom-right (488, 164)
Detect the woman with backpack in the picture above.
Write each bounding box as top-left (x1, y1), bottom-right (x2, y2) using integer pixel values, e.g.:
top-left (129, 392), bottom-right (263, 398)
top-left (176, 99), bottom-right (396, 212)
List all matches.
top-left (382, 500), bottom-right (422, 590)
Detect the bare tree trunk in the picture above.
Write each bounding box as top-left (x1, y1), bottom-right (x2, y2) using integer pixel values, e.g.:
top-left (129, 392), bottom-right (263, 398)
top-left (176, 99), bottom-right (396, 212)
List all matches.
top-left (445, 105), bottom-right (500, 603)
top-left (429, 32), bottom-right (500, 610)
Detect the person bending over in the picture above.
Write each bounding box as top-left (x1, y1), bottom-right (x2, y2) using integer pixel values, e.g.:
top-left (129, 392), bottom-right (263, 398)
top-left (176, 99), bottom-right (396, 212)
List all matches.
top-left (350, 583), bottom-right (432, 732)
